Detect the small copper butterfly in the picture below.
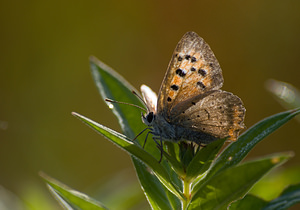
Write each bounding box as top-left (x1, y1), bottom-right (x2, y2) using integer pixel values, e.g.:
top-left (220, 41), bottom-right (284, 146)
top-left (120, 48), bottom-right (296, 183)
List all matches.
top-left (139, 32), bottom-right (245, 159)
top-left (108, 31), bottom-right (245, 162)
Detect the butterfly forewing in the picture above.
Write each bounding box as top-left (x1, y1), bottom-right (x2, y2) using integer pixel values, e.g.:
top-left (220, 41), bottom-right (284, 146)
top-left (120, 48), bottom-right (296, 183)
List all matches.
top-left (157, 31), bottom-right (224, 117)
top-left (153, 31), bottom-right (245, 143)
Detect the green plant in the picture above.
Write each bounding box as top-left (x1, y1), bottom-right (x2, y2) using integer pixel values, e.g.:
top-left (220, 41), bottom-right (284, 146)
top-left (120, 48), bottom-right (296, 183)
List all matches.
top-left (41, 57), bottom-right (300, 209)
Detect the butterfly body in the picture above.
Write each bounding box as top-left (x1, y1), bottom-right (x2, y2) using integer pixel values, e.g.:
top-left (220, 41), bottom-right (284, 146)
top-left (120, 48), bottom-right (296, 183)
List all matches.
top-left (141, 31), bottom-right (245, 146)
top-left (149, 113), bottom-right (218, 144)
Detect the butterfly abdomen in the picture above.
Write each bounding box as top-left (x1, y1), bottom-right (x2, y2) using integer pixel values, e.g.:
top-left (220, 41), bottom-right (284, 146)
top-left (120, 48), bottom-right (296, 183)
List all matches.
top-left (152, 114), bottom-right (218, 144)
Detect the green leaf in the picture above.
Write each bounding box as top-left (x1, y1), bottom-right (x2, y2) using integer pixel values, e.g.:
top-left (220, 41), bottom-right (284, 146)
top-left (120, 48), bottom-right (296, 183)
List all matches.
top-left (91, 171), bottom-right (146, 210)
top-left (161, 158), bottom-right (183, 209)
top-left (187, 153), bottom-right (291, 210)
top-left (40, 172), bottom-right (108, 210)
top-left (266, 79), bottom-right (300, 110)
top-left (163, 143), bottom-right (184, 176)
top-left (72, 112), bottom-right (184, 200)
top-left (266, 79), bottom-right (300, 123)
top-left (133, 159), bottom-right (175, 210)
top-left (250, 166), bottom-right (300, 200)
top-left (206, 108), bottom-right (300, 180)
top-left (133, 157), bottom-right (182, 210)
top-left (186, 138), bottom-right (226, 182)
top-left (263, 183), bottom-right (300, 210)
top-left (229, 194), bottom-right (268, 210)
top-left (89, 57), bottom-right (181, 208)
top-left (90, 56), bottom-right (144, 140)
top-left (90, 56), bottom-right (159, 156)
top-left (191, 108), bottom-right (300, 196)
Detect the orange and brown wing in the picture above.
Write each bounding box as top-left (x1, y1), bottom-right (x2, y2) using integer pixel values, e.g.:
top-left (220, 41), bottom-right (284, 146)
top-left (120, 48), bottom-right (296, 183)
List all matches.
top-left (171, 90), bottom-right (245, 141)
top-left (157, 31), bottom-right (224, 118)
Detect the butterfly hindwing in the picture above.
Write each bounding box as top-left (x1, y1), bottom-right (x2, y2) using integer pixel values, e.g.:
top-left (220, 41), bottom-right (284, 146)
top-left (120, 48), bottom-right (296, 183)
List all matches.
top-left (157, 31), bottom-right (224, 117)
top-left (172, 90), bottom-right (245, 141)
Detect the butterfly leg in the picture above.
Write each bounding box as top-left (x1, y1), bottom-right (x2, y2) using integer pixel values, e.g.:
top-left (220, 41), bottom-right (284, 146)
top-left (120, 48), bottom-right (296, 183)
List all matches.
top-left (142, 130), bottom-right (153, 148)
top-left (152, 136), bottom-right (164, 163)
top-left (133, 127), bottom-right (151, 142)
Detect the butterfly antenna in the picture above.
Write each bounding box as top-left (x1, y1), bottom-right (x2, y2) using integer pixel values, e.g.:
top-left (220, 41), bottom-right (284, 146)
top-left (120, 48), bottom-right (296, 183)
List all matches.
top-left (132, 90), bottom-right (151, 112)
top-left (105, 98), bottom-right (147, 112)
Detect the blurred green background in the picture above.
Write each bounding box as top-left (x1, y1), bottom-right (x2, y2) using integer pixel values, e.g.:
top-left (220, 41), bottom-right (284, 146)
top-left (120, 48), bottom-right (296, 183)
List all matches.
top-left (1, 0), bottom-right (300, 208)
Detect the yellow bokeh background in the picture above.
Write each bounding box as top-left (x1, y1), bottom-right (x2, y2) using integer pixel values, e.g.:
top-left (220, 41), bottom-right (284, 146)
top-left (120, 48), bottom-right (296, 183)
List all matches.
top-left (1, 0), bottom-right (300, 207)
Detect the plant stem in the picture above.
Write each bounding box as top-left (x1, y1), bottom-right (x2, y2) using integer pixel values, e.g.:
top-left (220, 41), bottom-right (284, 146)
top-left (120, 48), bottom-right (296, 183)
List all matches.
top-left (182, 178), bottom-right (191, 209)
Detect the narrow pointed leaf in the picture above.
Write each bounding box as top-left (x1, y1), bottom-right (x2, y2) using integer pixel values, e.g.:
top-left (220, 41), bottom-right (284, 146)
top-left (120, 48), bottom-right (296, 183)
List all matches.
top-left (186, 138), bottom-right (226, 182)
top-left (40, 172), bottom-right (108, 210)
top-left (93, 172), bottom-right (145, 210)
top-left (89, 57), bottom-right (180, 207)
top-left (90, 56), bottom-right (144, 140)
top-left (162, 160), bottom-right (183, 209)
top-left (206, 108), bottom-right (300, 180)
top-left (90, 56), bottom-right (161, 154)
top-left (72, 112), bottom-right (184, 200)
top-left (188, 153), bottom-right (291, 210)
top-left (133, 159), bottom-right (174, 210)
top-left (249, 166), bottom-right (300, 200)
top-left (263, 183), bottom-right (300, 210)
top-left (266, 79), bottom-right (300, 111)
top-left (163, 151), bottom-right (184, 176)
top-left (229, 194), bottom-right (268, 210)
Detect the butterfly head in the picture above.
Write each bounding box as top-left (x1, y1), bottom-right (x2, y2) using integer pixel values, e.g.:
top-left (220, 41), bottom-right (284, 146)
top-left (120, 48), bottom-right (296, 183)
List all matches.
top-left (142, 111), bottom-right (155, 126)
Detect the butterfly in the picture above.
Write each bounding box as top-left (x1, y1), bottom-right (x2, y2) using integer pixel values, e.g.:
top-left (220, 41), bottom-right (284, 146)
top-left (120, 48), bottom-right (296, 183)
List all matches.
top-left (137, 31), bottom-right (245, 160)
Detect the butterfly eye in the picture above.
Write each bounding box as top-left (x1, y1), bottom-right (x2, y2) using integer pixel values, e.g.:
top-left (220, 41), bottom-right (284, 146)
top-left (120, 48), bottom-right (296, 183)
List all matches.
top-left (146, 112), bottom-right (154, 123)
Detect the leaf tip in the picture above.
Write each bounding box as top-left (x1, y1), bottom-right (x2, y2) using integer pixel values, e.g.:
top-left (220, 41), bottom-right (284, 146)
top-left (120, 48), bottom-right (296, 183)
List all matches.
top-left (290, 107), bottom-right (300, 114)
top-left (71, 111), bottom-right (79, 117)
top-left (38, 171), bottom-right (48, 180)
top-left (38, 171), bottom-right (55, 186)
top-left (89, 55), bottom-right (97, 63)
top-left (270, 152), bottom-right (294, 165)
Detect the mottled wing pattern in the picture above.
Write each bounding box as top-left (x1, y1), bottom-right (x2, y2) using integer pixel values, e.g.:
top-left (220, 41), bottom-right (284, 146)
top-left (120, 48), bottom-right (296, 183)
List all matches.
top-left (156, 31), bottom-right (245, 141)
top-left (172, 90), bottom-right (245, 141)
top-left (157, 31), bottom-right (224, 117)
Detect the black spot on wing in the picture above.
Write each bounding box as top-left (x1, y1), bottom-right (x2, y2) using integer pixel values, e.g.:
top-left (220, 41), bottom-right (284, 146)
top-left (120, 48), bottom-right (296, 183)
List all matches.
top-left (171, 84), bottom-right (179, 91)
top-left (197, 81), bottom-right (206, 89)
top-left (191, 57), bottom-right (197, 62)
top-left (185, 55), bottom-right (191, 60)
top-left (198, 69), bottom-right (207, 77)
top-left (176, 69), bottom-right (186, 77)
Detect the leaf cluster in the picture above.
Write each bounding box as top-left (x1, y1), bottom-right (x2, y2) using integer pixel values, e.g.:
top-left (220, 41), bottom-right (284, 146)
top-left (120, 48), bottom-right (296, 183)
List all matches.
top-left (41, 57), bottom-right (300, 210)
